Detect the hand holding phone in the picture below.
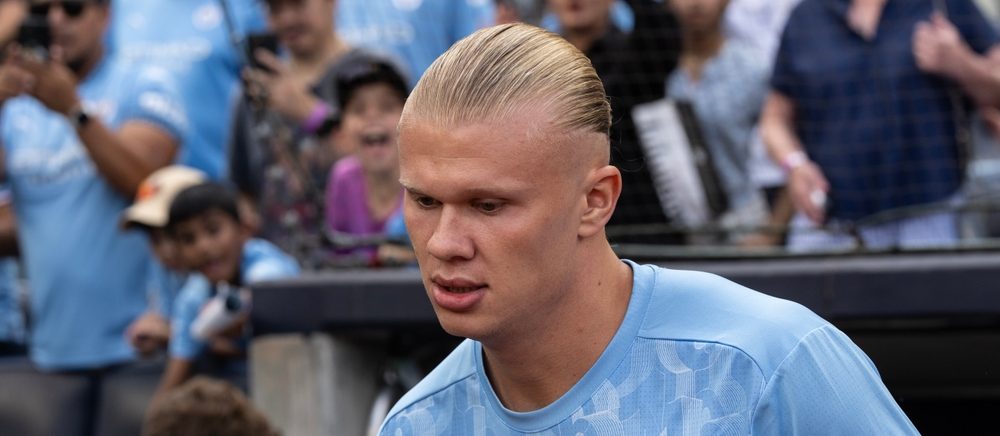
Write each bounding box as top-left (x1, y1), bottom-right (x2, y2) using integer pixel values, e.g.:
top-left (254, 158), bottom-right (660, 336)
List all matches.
top-left (16, 15), bottom-right (50, 61)
top-left (245, 32), bottom-right (279, 73)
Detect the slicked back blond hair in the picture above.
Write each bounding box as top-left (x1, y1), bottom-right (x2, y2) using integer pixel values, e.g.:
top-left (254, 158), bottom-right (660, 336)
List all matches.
top-left (402, 23), bottom-right (611, 136)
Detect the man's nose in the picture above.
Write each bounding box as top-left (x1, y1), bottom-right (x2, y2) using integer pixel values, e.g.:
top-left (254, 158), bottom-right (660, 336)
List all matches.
top-left (425, 206), bottom-right (475, 262)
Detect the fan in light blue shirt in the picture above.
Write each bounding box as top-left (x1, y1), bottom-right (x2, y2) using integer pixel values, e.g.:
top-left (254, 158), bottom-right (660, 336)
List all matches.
top-left (170, 238), bottom-right (300, 361)
top-left (0, 60), bottom-right (188, 370)
top-left (108, 0), bottom-right (266, 178)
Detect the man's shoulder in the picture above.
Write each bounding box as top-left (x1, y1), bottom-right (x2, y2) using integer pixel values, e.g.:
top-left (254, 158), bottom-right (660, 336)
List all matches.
top-left (633, 263), bottom-right (830, 378)
top-left (381, 339), bottom-right (478, 427)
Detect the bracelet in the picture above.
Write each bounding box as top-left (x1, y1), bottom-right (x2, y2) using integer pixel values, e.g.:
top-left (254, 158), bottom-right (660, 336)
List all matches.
top-left (66, 103), bottom-right (92, 130)
top-left (780, 150), bottom-right (809, 173)
top-left (301, 102), bottom-right (332, 134)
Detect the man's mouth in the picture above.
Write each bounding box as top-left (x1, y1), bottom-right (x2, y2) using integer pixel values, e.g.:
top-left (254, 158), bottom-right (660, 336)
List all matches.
top-left (441, 285), bottom-right (484, 293)
top-left (433, 277), bottom-right (487, 293)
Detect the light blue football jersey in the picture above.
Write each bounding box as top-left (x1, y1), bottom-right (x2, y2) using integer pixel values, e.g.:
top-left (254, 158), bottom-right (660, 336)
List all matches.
top-left (380, 261), bottom-right (917, 435)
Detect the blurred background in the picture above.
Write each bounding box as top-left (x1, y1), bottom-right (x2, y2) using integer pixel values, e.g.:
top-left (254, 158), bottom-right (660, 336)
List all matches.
top-left (1, 0), bottom-right (1000, 435)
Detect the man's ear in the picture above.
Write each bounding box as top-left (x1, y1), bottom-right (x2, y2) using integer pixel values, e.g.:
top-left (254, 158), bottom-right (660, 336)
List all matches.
top-left (578, 165), bottom-right (621, 238)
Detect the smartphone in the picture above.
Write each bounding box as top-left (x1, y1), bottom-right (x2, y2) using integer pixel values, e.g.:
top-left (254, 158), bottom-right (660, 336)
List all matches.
top-left (245, 32), bottom-right (280, 72)
top-left (16, 16), bottom-right (51, 60)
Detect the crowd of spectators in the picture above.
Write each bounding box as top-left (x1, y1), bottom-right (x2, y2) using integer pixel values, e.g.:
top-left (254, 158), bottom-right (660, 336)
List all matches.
top-left (0, 0), bottom-right (999, 434)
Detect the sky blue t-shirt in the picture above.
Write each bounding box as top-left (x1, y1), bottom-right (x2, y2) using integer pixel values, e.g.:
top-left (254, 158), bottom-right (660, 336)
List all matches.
top-left (380, 261), bottom-right (917, 434)
top-left (170, 238), bottom-right (299, 360)
top-left (336, 0), bottom-right (494, 87)
top-left (0, 59), bottom-right (188, 370)
top-left (108, 0), bottom-right (265, 178)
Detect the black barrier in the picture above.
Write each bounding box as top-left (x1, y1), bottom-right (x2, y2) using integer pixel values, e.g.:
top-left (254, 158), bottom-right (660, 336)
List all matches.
top-left (252, 250), bottom-right (1000, 334)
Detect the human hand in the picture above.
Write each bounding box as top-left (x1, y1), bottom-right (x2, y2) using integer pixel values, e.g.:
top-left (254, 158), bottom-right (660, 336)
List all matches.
top-left (126, 311), bottom-right (170, 356)
top-left (787, 160), bottom-right (830, 224)
top-left (243, 49), bottom-right (317, 123)
top-left (913, 12), bottom-right (971, 79)
top-left (0, 49), bottom-right (34, 104)
top-left (11, 46), bottom-right (80, 115)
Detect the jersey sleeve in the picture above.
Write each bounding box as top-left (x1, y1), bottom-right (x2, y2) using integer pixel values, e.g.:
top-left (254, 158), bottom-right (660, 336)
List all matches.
top-left (751, 325), bottom-right (918, 434)
top-left (119, 66), bottom-right (190, 144)
top-left (168, 277), bottom-right (208, 360)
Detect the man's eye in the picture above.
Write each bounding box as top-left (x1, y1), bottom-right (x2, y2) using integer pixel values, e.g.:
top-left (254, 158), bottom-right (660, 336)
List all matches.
top-left (414, 196), bottom-right (438, 208)
top-left (475, 201), bottom-right (503, 214)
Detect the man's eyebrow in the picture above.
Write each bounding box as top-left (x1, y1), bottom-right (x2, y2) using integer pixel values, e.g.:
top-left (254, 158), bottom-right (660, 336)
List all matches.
top-left (400, 183), bottom-right (428, 197)
top-left (400, 181), bottom-right (530, 199)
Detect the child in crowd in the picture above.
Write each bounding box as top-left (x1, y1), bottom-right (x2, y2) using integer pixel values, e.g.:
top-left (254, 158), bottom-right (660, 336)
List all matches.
top-left (143, 376), bottom-right (279, 436)
top-left (324, 58), bottom-right (412, 265)
top-left (156, 182), bottom-right (299, 396)
top-left (121, 166), bottom-right (208, 356)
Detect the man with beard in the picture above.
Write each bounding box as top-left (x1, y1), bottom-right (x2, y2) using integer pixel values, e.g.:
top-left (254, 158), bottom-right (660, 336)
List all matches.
top-left (0, 0), bottom-right (186, 432)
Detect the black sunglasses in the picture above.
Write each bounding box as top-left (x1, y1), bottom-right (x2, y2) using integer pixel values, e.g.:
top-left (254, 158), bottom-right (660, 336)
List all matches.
top-left (29, 1), bottom-right (90, 19)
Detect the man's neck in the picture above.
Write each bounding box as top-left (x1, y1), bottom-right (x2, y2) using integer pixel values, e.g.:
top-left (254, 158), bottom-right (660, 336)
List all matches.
top-left (563, 18), bottom-right (611, 53)
top-left (481, 242), bottom-right (633, 412)
top-left (680, 29), bottom-right (725, 81)
top-left (289, 35), bottom-right (348, 82)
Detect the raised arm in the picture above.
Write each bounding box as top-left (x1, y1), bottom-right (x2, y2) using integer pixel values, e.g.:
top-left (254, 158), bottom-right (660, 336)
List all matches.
top-left (913, 12), bottom-right (1000, 109)
top-left (12, 51), bottom-right (183, 197)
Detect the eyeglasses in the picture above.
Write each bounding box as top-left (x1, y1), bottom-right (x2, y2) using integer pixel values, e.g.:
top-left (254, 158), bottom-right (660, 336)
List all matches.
top-left (29, 1), bottom-right (90, 19)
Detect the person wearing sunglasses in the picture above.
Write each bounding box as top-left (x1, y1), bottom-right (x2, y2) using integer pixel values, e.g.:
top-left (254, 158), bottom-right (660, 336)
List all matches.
top-left (228, 0), bottom-right (405, 269)
top-left (0, 0), bottom-right (188, 433)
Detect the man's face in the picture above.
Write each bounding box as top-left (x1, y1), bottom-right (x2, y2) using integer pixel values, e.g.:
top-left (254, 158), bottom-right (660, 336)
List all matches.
top-left (668, 0), bottom-right (728, 33)
top-left (172, 210), bottom-right (247, 284)
top-left (266, 0), bottom-right (334, 58)
top-left (548, 0), bottom-right (614, 33)
top-left (398, 109), bottom-right (589, 343)
top-left (339, 82), bottom-right (405, 175)
top-left (30, 0), bottom-right (107, 69)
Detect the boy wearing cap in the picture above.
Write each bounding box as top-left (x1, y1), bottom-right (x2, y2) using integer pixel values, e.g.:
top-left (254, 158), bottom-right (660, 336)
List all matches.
top-left (121, 166), bottom-right (208, 356)
top-left (155, 182), bottom-right (299, 396)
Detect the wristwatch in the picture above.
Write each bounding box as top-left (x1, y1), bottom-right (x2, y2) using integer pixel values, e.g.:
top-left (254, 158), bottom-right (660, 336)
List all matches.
top-left (66, 105), bottom-right (92, 130)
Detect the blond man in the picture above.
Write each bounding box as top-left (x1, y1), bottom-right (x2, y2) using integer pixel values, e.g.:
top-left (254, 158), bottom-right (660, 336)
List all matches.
top-left (380, 24), bottom-right (916, 434)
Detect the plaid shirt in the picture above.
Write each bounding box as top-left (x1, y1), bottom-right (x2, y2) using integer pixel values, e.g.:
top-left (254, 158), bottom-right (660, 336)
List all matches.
top-left (772, 0), bottom-right (999, 221)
